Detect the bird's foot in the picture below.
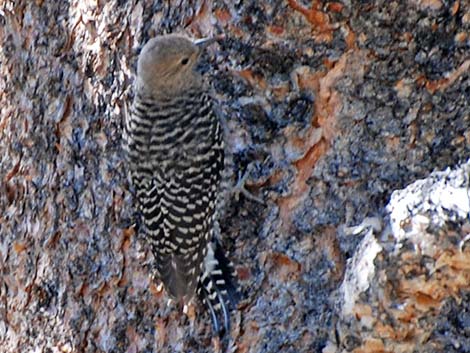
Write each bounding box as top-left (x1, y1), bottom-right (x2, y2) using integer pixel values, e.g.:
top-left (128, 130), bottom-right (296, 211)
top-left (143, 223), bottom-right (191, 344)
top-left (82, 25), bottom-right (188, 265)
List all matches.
top-left (232, 170), bottom-right (264, 204)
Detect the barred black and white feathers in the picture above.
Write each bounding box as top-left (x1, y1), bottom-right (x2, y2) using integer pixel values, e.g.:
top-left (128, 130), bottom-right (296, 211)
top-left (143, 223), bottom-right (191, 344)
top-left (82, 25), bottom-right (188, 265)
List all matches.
top-left (198, 237), bottom-right (240, 335)
top-left (124, 34), bottom-right (239, 336)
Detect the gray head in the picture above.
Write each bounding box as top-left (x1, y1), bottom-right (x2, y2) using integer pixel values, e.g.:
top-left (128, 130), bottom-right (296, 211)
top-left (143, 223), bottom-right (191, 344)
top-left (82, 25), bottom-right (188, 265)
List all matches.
top-left (137, 34), bottom-right (215, 97)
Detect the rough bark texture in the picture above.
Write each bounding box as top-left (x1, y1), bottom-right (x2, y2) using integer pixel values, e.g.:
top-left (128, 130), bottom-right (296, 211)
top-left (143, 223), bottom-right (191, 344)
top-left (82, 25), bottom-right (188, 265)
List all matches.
top-left (335, 162), bottom-right (470, 353)
top-left (0, 1), bottom-right (469, 352)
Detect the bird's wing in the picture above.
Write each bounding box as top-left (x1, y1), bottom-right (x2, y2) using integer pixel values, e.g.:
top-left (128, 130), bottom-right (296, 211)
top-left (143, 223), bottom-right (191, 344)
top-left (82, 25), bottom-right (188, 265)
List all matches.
top-left (155, 139), bottom-right (224, 300)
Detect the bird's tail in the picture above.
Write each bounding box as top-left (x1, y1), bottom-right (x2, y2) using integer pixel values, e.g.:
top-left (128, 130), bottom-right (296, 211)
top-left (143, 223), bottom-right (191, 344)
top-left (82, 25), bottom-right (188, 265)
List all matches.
top-left (197, 239), bottom-right (240, 338)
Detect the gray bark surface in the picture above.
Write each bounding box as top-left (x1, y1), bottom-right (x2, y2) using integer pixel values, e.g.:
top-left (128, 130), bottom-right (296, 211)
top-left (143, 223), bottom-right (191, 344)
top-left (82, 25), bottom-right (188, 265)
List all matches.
top-left (1, 1), bottom-right (469, 352)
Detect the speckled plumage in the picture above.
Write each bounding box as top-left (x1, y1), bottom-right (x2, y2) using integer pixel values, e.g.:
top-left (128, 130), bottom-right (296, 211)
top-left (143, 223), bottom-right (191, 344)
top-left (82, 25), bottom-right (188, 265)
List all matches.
top-left (124, 34), bottom-right (238, 336)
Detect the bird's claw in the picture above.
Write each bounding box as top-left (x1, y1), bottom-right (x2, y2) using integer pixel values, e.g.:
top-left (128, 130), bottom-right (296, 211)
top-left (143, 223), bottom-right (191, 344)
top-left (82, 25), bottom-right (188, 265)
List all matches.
top-left (233, 170), bottom-right (264, 204)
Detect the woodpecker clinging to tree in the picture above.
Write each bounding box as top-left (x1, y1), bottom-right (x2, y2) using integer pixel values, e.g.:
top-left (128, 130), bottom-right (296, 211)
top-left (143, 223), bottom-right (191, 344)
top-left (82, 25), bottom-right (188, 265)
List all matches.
top-left (124, 34), bottom-right (239, 337)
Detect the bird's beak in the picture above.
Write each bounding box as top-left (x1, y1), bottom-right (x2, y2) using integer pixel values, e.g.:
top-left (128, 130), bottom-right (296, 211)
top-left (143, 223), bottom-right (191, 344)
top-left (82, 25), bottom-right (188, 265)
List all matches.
top-left (194, 34), bottom-right (224, 50)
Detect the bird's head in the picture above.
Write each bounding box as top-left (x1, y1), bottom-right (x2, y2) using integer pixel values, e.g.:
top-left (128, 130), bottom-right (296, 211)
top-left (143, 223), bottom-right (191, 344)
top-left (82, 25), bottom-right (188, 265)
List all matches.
top-left (136, 34), bottom-right (216, 97)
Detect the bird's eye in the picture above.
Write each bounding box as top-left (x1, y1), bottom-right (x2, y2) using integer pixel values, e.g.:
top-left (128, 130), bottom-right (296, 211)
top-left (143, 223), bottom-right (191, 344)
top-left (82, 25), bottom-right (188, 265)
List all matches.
top-left (181, 58), bottom-right (189, 65)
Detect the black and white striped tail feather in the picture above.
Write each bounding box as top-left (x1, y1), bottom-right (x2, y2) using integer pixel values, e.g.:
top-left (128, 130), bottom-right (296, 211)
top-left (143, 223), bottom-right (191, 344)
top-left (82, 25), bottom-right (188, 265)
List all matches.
top-left (197, 239), bottom-right (240, 338)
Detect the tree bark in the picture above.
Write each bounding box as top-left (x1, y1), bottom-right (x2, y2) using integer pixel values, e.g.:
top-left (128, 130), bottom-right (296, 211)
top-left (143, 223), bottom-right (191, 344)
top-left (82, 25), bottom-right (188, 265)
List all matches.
top-left (1, 1), bottom-right (469, 352)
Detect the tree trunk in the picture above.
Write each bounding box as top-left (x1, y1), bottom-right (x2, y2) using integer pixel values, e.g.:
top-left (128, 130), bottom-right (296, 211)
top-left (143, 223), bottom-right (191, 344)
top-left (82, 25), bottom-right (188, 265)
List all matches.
top-left (1, 1), bottom-right (469, 352)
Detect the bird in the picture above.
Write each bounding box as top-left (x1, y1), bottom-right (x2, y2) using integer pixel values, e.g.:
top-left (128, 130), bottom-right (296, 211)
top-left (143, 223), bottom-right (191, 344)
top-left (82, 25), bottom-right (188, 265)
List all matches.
top-left (123, 34), bottom-right (239, 337)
